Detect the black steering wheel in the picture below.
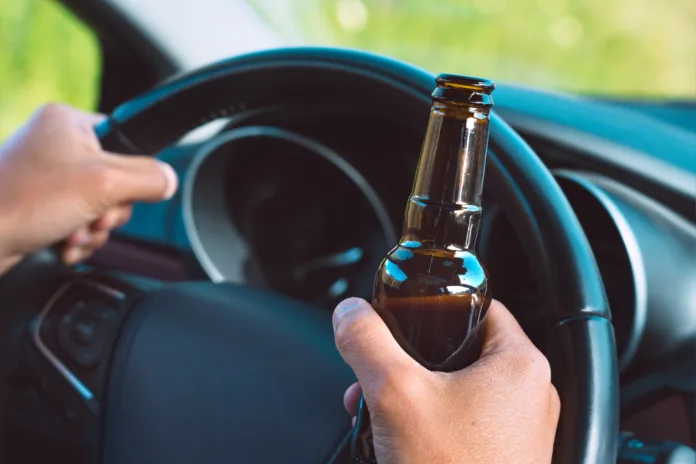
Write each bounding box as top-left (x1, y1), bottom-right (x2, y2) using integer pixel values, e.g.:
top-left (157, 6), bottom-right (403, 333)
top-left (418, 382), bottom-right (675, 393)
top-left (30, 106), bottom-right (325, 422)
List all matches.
top-left (0, 48), bottom-right (618, 464)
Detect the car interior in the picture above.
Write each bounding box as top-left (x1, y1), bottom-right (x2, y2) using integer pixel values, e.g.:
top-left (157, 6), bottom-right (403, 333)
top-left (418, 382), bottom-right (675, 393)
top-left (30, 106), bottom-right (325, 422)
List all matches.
top-left (0, 1), bottom-right (694, 463)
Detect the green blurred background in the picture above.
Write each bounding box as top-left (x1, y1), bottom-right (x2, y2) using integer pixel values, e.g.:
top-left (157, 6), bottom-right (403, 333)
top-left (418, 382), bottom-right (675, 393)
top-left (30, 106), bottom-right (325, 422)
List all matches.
top-left (1, 0), bottom-right (694, 142)
top-left (0, 0), bottom-right (99, 141)
top-left (249, 0), bottom-right (696, 97)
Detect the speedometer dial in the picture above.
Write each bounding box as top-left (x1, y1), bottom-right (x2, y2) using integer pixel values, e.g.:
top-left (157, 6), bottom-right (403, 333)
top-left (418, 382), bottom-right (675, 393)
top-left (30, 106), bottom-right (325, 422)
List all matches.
top-left (184, 126), bottom-right (396, 307)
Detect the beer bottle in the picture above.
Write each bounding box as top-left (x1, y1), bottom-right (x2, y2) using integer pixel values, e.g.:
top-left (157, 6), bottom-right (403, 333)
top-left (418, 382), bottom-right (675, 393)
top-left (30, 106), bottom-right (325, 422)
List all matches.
top-left (350, 74), bottom-right (495, 462)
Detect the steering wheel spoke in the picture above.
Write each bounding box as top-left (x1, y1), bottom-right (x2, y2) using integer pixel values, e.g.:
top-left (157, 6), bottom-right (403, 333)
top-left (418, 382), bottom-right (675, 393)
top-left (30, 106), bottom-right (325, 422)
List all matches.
top-left (32, 279), bottom-right (131, 413)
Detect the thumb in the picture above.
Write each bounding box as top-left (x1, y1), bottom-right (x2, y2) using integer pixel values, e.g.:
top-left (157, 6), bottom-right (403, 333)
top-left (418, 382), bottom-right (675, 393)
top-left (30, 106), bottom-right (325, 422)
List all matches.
top-left (333, 298), bottom-right (417, 386)
top-left (100, 153), bottom-right (178, 204)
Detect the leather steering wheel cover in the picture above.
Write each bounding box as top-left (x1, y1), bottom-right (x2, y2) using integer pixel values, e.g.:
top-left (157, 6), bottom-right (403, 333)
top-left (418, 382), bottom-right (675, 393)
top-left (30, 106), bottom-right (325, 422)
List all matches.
top-left (97, 47), bottom-right (619, 464)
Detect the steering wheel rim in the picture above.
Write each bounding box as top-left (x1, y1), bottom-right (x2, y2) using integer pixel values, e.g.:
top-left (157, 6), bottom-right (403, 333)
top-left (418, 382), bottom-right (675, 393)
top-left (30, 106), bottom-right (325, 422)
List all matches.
top-left (89, 47), bottom-right (618, 463)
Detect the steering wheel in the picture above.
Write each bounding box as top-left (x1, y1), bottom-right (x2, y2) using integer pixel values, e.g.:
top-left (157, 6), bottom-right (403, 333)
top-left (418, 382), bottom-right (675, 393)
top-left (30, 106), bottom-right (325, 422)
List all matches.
top-left (0, 48), bottom-right (618, 464)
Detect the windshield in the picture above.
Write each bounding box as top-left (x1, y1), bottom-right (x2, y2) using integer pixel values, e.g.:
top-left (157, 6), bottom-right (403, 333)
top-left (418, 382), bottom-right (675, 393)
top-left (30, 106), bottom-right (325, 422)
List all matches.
top-left (246, 0), bottom-right (695, 99)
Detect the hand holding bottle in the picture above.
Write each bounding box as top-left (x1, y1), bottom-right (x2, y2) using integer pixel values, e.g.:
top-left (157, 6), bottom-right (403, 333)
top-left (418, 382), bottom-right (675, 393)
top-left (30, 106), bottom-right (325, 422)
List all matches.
top-left (334, 297), bottom-right (560, 464)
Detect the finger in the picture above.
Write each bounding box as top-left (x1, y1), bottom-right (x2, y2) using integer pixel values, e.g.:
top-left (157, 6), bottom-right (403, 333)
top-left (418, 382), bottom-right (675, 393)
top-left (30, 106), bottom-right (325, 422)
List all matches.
top-left (66, 227), bottom-right (92, 248)
top-left (100, 154), bottom-right (178, 204)
top-left (343, 382), bottom-right (361, 416)
top-left (91, 205), bottom-right (132, 231)
top-left (85, 229), bottom-right (110, 250)
top-left (79, 111), bottom-right (108, 151)
top-left (333, 298), bottom-right (417, 385)
top-left (32, 104), bottom-right (105, 128)
top-left (479, 300), bottom-right (535, 357)
top-left (63, 226), bottom-right (111, 266)
top-left (63, 245), bottom-right (89, 265)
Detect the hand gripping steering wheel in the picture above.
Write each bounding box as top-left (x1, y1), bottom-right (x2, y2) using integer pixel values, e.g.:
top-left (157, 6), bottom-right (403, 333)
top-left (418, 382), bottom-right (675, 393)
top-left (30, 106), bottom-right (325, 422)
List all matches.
top-left (0, 48), bottom-right (618, 464)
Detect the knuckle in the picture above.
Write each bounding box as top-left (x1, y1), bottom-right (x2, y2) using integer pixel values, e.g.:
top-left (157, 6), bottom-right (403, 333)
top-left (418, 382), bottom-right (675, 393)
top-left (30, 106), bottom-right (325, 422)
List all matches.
top-left (334, 311), bottom-right (369, 353)
top-left (395, 372), bottom-right (428, 403)
top-left (34, 103), bottom-right (102, 153)
top-left (372, 369), bottom-right (426, 415)
top-left (119, 207), bottom-right (133, 226)
top-left (35, 103), bottom-right (70, 121)
top-left (333, 316), bottom-right (354, 353)
top-left (333, 325), bottom-right (351, 355)
top-left (509, 346), bottom-right (552, 384)
top-left (549, 384), bottom-right (561, 414)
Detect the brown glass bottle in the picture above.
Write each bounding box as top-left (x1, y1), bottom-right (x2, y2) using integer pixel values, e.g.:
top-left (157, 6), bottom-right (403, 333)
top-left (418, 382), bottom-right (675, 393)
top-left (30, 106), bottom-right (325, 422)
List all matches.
top-left (350, 74), bottom-right (495, 463)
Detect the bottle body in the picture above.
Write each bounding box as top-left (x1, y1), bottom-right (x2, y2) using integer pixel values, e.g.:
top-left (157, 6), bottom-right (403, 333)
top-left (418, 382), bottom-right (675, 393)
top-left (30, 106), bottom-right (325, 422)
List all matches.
top-left (351, 210), bottom-right (492, 463)
top-left (373, 239), bottom-right (490, 371)
top-left (350, 73), bottom-right (495, 463)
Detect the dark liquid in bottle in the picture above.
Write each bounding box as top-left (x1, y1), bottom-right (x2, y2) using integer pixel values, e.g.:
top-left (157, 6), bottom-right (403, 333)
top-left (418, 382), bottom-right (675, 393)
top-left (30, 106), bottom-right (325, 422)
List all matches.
top-left (372, 243), bottom-right (491, 371)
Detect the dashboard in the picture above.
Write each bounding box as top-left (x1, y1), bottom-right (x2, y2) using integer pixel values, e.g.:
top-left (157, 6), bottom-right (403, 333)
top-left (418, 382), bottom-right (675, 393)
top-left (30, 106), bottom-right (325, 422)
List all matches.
top-left (101, 82), bottom-right (696, 447)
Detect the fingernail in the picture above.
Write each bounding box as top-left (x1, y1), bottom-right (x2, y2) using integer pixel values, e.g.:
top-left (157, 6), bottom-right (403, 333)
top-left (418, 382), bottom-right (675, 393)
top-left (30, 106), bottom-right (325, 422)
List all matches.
top-left (333, 298), bottom-right (364, 328)
top-left (158, 161), bottom-right (178, 200)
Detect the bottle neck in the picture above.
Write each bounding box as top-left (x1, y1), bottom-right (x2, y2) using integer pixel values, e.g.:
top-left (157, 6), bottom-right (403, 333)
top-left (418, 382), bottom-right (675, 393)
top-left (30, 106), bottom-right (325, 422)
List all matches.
top-left (403, 102), bottom-right (491, 250)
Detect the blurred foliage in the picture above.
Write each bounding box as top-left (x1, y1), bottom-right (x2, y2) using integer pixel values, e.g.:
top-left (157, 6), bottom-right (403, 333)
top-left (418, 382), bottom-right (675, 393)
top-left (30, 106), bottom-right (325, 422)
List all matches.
top-left (0, 0), bottom-right (100, 142)
top-left (1, 0), bottom-right (693, 144)
top-left (248, 0), bottom-right (696, 99)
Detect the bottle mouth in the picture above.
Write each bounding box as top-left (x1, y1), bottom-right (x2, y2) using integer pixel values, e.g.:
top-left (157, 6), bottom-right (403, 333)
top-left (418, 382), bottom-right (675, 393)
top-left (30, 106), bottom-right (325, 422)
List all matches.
top-left (432, 73), bottom-right (495, 107)
top-left (436, 74), bottom-right (495, 93)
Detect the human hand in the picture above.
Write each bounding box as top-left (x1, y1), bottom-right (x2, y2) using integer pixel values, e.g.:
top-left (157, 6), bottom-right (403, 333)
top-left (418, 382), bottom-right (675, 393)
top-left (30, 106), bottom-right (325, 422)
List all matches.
top-left (334, 298), bottom-right (560, 464)
top-left (0, 104), bottom-right (177, 275)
